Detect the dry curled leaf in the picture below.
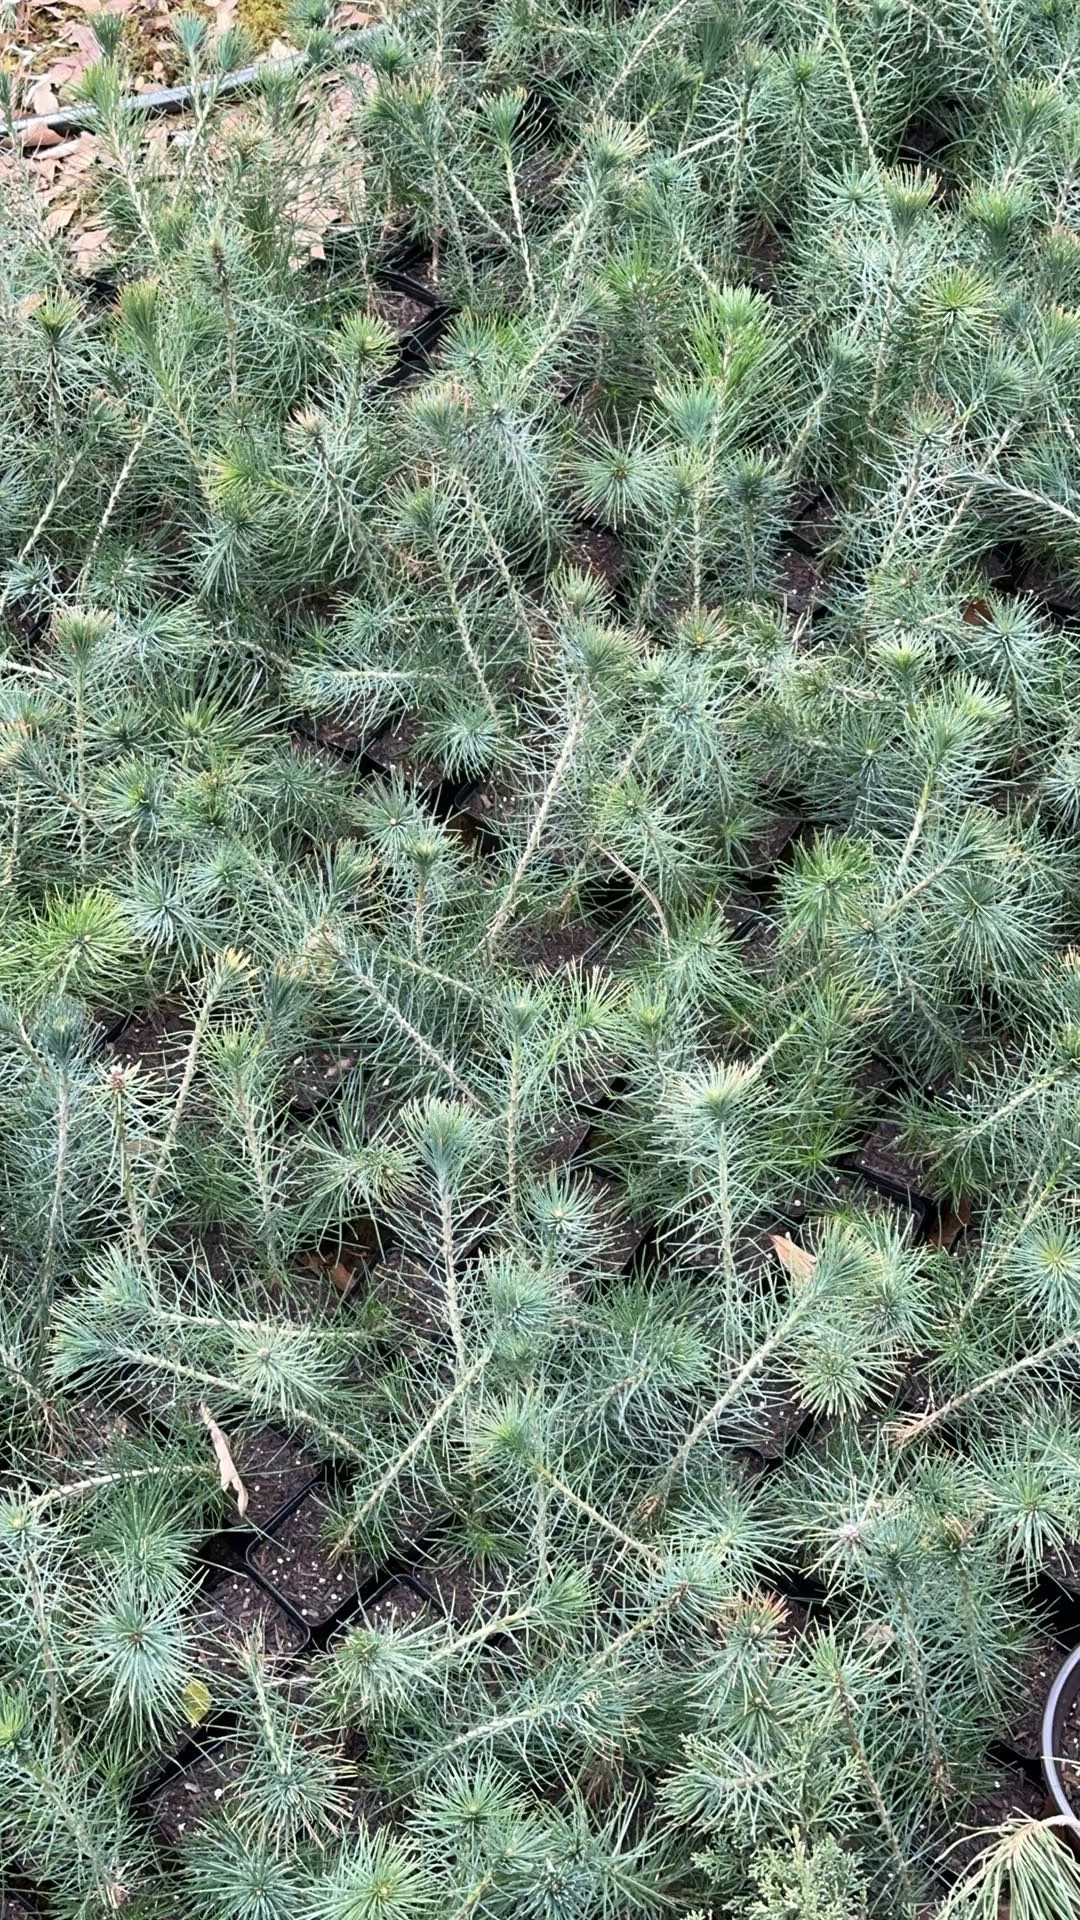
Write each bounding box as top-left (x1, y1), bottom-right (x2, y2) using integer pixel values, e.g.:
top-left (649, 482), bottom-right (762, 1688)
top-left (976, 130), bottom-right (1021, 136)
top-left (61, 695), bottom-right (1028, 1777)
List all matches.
top-left (199, 1400), bottom-right (249, 1516)
top-left (29, 80), bottom-right (61, 114)
top-left (297, 1248), bottom-right (358, 1291)
top-left (23, 124), bottom-right (67, 151)
top-left (769, 1232), bottom-right (817, 1284)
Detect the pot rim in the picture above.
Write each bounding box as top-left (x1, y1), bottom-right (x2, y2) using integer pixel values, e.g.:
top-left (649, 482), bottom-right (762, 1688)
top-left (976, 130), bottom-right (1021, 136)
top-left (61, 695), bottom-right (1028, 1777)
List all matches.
top-left (1042, 1642), bottom-right (1080, 1825)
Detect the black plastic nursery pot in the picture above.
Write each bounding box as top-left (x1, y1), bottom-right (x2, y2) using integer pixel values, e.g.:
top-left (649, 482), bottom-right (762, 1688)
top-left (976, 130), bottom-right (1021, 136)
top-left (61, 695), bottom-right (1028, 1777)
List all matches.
top-left (1042, 1643), bottom-right (1080, 1830)
top-left (247, 1483), bottom-right (376, 1631)
top-left (843, 1121), bottom-right (933, 1233)
top-left (328, 1570), bottom-right (442, 1649)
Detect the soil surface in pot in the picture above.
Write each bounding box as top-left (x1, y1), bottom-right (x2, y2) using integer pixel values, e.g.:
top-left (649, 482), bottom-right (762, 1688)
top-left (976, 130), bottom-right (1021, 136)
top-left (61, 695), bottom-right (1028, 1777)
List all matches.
top-left (191, 1571), bottom-right (306, 1676)
top-left (230, 1428), bottom-right (319, 1526)
top-left (734, 1373), bottom-right (808, 1462)
top-left (367, 1248), bottom-right (445, 1343)
top-left (365, 716), bottom-right (442, 787)
top-left (423, 1561), bottom-right (505, 1625)
top-left (285, 1043), bottom-right (359, 1111)
top-left (1002, 1632), bottom-right (1061, 1760)
top-left (532, 1108), bottom-right (593, 1172)
top-left (48, 1391), bottom-right (137, 1467)
top-left (150, 1742), bottom-right (249, 1845)
top-left (361, 1579), bottom-right (436, 1633)
top-left (107, 1000), bottom-right (190, 1082)
top-left (249, 1493), bottom-right (372, 1624)
top-left (773, 547), bottom-right (822, 616)
top-left (584, 1173), bottom-right (647, 1272)
top-left (938, 1763), bottom-right (1047, 1876)
top-left (739, 816), bottom-right (802, 873)
top-left (371, 287), bottom-right (434, 335)
top-left (507, 918), bottom-right (612, 974)
top-left (565, 524), bottom-right (625, 590)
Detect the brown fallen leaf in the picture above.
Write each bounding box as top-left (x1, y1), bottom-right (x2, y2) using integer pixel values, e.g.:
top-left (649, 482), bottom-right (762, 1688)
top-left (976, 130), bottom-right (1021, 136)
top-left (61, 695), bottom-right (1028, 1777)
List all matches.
top-left (297, 1248), bottom-right (357, 1291)
top-left (72, 225), bottom-right (111, 271)
top-left (929, 1196), bottom-right (973, 1249)
top-left (22, 124), bottom-right (67, 151)
top-left (61, 132), bottom-right (103, 171)
top-left (199, 1400), bottom-right (249, 1517)
top-left (29, 80), bottom-right (61, 114)
top-left (769, 1232), bottom-right (817, 1284)
top-left (44, 198), bottom-right (79, 234)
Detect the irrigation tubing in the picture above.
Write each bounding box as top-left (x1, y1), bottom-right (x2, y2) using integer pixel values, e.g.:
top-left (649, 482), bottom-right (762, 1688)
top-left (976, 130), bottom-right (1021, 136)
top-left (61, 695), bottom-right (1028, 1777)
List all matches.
top-left (4, 32), bottom-right (367, 145)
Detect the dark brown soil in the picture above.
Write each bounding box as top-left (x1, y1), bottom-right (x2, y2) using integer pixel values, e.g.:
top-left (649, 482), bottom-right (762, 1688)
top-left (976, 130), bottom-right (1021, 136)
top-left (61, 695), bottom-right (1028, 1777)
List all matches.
top-left (458, 772), bottom-right (521, 831)
top-left (150, 1742), bottom-right (249, 1846)
top-left (367, 1249), bottom-right (444, 1342)
top-left (735, 1374), bottom-right (807, 1461)
top-left (508, 918), bottom-right (611, 973)
top-left (190, 1572), bottom-right (306, 1687)
top-left (773, 548), bottom-right (822, 616)
top-left (229, 1428), bottom-right (319, 1526)
top-left (676, 1222), bottom-right (777, 1287)
top-left (851, 1121), bottom-right (930, 1197)
top-left (168, 1222), bottom-right (248, 1286)
top-left (422, 1561), bottom-right (495, 1624)
top-left (565, 524), bottom-right (625, 590)
top-left (105, 1000), bottom-right (190, 1081)
top-left (249, 1494), bottom-right (372, 1624)
top-left (1003, 1633), bottom-right (1062, 1760)
top-left (533, 1110), bottom-right (593, 1173)
top-left (744, 221), bottom-right (783, 294)
top-left (365, 716), bottom-right (442, 787)
top-left (726, 902), bottom-right (778, 971)
top-left (740, 817), bottom-right (801, 872)
top-left (48, 1392), bottom-right (137, 1467)
top-left (938, 1763), bottom-right (1047, 1876)
top-left (774, 1593), bottom-right (811, 1641)
top-left (361, 1579), bottom-right (435, 1633)
top-left (371, 287), bottom-right (433, 335)
top-left (285, 1044), bottom-right (360, 1110)
top-left (587, 1175), bottom-right (647, 1272)
top-left (303, 711), bottom-right (367, 754)
top-left (331, 1728), bottom-right (397, 1831)
top-left (0, 1897), bottom-right (38, 1920)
